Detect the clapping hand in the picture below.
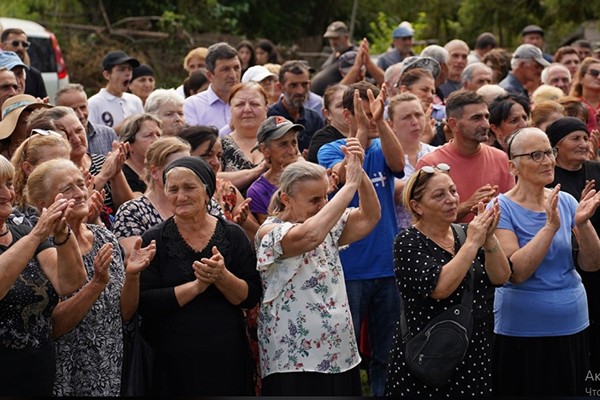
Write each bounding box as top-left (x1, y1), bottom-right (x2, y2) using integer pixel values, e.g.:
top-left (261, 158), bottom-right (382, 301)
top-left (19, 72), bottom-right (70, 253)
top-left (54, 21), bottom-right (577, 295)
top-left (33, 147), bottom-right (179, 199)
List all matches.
top-left (125, 238), bottom-right (156, 275)
top-left (193, 246), bottom-right (226, 285)
top-left (545, 185), bottom-right (561, 231)
top-left (575, 186), bottom-right (600, 226)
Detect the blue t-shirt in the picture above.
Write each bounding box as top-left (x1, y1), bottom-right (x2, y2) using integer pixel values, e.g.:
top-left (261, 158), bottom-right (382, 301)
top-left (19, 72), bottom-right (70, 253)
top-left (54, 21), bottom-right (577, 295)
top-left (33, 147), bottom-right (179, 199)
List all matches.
top-left (318, 138), bottom-right (403, 280)
top-left (493, 192), bottom-right (588, 336)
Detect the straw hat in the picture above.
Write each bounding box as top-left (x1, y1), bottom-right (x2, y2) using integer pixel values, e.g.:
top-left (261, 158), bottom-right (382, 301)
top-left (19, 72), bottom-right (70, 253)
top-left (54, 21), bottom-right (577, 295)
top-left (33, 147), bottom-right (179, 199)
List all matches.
top-left (0, 94), bottom-right (52, 140)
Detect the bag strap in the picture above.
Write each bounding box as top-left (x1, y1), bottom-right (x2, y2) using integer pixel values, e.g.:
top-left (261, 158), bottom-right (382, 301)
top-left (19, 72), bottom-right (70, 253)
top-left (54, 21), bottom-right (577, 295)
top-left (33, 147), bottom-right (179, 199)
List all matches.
top-left (400, 223), bottom-right (476, 343)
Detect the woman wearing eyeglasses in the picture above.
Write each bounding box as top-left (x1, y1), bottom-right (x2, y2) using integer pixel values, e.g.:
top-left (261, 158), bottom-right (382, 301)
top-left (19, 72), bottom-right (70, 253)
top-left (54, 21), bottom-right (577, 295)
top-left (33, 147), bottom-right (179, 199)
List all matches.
top-left (385, 163), bottom-right (510, 397)
top-left (546, 117), bottom-right (600, 377)
top-left (570, 57), bottom-right (600, 132)
top-left (493, 127), bottom-right (600, 397)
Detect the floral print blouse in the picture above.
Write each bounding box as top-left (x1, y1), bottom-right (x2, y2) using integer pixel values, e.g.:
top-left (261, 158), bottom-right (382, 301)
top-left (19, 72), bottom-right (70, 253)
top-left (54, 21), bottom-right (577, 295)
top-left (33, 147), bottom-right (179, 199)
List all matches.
top-left (255, 210), bottom-right (360, 378)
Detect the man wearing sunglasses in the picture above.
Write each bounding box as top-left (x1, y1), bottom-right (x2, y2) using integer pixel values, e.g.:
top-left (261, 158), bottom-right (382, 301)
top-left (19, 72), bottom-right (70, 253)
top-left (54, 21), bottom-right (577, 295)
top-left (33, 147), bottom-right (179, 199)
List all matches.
top-left (0, 28), bottom-right (47, 99)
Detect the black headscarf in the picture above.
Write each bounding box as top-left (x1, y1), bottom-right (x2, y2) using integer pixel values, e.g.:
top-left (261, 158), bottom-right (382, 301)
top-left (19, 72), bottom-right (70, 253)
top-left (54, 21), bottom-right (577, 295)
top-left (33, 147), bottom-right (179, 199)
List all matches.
top-left (163, 156), bottom-right (216, 198)
top-left (546, 117), bottom-right (589, 147)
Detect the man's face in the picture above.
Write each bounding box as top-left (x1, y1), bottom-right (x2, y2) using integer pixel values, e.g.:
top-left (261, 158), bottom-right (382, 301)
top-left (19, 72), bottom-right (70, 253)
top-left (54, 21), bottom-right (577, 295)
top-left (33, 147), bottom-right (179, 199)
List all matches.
top-left (281, 70), bottom-right (310, 109)
top-left (522, 59), bottom-right (544, 82)
top-left (208, 57), bottom-right (241, 96)
top-left (12, 66), bottom-right (26, 94)
top-left (393, 36), bottom-right (413, 54)
top-left (546, 67), bottom-right (571, 95)
top-left (446, 44), bottom-right (469, 77)
top-left (56, 90), bottom-right (89, 127)
top-left (0, 70), bottom-right (19, 108)
top-left (465, 67), bottom-right (493, 91)
top-left (452, 103), bottom-right (490, 144)
top-left (328, 35), bottom-right (349, 53)
top-left (104, 63), bottom-right (133, 96)
top-left (522, 33), bottom-right (544, 49)
top-left (2, 33), bottom-right (28, 61)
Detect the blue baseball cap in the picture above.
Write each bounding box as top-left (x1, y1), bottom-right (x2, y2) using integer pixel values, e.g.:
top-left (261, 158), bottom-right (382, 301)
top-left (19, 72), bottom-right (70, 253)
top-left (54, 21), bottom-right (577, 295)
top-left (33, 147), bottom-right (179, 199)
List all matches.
top-left (393, 26), bottom-right (413, 39)
top-left (0, 51), bottom-right (28, 71)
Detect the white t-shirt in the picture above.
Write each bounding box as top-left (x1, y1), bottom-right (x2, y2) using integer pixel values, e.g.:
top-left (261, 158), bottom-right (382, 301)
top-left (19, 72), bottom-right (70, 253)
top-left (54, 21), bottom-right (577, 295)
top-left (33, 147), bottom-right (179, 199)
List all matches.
top-left (88, 88), bottom-right (144, 128)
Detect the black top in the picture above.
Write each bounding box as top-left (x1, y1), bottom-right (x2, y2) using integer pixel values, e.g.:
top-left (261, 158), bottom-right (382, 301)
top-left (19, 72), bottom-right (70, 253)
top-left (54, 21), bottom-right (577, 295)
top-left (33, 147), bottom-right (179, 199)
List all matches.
top-left (308, 124), bottom-right (345, 163)
top-left (24, 66), bottom-right (47, 99)
top-left (139, 216), bottom-right (261, 395)
top-left (122, 163), bottom-right (147, 194)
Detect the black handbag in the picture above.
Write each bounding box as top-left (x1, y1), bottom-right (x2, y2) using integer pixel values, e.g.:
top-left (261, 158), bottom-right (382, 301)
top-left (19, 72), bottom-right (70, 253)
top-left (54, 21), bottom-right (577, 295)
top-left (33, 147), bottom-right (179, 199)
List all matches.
top-left (400, 223), bottom-right (476, 388)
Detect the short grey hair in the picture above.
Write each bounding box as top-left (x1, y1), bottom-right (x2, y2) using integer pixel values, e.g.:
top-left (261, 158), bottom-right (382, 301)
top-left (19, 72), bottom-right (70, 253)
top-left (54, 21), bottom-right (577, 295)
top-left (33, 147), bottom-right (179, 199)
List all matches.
top-left (55, 83), bottom-right (86, 105)
top-left (461, 62), bottom-right (493, 84)
top-left (541, 63), bottom-right (571, 84)
top-left (145, 89), bottom-right (183, 115)
top-left (205, 42), bottom-right (238, 72)
top-left (420, 45), bottom-right (449, 65)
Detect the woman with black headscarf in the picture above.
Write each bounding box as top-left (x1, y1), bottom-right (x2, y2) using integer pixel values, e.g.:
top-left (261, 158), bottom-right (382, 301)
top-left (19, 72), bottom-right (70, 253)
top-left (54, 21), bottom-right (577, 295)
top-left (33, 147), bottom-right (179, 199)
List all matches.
top-left (547, 117), bottom-right (600, 374)
top-left (139, 156), bottom-right (262, 396)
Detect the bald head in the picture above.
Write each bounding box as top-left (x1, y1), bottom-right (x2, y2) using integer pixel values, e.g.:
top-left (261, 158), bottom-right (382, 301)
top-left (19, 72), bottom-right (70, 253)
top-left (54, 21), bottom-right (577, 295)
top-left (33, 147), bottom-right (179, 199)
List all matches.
top-left (445, 40), bottom-right (469, 81)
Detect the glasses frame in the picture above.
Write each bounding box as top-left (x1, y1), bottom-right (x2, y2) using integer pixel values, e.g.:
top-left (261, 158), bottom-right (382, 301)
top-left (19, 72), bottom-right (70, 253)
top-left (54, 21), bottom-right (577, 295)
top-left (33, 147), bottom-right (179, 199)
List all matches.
top-left (409, 163), bottom-right (451, 200)
top-left (511, 148), bottom-right (558, 163)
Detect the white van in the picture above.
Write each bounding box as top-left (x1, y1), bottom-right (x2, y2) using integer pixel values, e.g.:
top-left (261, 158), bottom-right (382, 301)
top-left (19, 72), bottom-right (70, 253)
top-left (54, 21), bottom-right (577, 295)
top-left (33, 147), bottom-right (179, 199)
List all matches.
top-left (0, 17), bottom-right (70, 103)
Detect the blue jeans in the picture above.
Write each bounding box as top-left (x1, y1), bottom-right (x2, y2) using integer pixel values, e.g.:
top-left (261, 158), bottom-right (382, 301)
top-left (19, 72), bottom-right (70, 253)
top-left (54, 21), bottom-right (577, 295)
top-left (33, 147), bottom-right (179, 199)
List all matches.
top-left (345, 277), bottom-right (401, 397)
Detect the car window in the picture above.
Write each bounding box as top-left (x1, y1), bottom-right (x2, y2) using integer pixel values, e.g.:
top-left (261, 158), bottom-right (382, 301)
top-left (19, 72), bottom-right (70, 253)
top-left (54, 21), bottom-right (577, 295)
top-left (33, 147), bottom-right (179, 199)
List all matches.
top-left (28, 37), bottom-right (57, 73)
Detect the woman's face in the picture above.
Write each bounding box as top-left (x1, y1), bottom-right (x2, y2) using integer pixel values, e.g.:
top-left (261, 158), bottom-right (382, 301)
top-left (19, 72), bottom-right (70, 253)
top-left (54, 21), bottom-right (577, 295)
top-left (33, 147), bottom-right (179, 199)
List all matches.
top-left (230, 87), bottom-right (268, 132)
top-left (129, 120), bottom-right (161, 161)
top-left (0, 174), bottom-right (15, 220)
top-left (165, 167), bottom-right (208, 218)
top-left (238, 47), bottom-right (252, 65)
top-left (582, 62), bottom-right (600, 93)
top-left (129, 75), bottom-right (155, 101)
top-left (262, 131), bottom-right (299, 168)
top-left (191, 138), bottom-right (223, 175)
top-left (412, 172), bottom-right (459, 224)
top-left (511, 133), bottom-right (556, 185)
top-left (187, 57), bottom-right (205, 76)
top-left (323, 89), bottom-right (348, 132)
top-left (560, 53), bottom-right (580, 76)
top-left (389, 99), bottom-right (426, 144)
top-left (284, 177), bottom-right (328, 223)
top-left (491, 103), bottom-right (529, 149)
top-left (255, 48), bottom-right (269, 65)
top-left (556, 130), bottom-right (590, 167)
top-left (157, 103), bottom-right (185, 136)
top-left (56, 113), bottom-right (88, 159)
top-left (44, 166), bottom-right (89, 218)
top-left (404, 76), bottom-right (435, 111)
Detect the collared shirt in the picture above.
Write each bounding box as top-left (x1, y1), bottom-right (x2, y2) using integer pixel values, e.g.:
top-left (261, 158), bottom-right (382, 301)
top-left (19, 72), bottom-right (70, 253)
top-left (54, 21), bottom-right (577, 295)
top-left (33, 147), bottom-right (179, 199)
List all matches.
top-left (499, 72), bottom-right (528, 99)
top-left (377, 49), bottom-right (415, 71)
top-left (268, 99), bottom-right (325, 152)
top-left (88, 88), bottom-right (144, 128)
top-left (87, 121), bottom-right (118, 156)
top-left (183, 84), bottom-right (230, 130)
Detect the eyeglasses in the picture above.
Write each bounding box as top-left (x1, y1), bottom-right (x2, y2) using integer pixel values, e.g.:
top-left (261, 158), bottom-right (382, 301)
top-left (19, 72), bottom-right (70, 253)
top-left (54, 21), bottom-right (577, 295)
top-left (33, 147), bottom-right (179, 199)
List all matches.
top-left (588, 69), bottom-right (600, 78)
top-left (511, 148), bottom-right (557, 163)
top-left (409, 163), bottom-right (451, 200)
top-left (5, 40), bottom-right (30, 49)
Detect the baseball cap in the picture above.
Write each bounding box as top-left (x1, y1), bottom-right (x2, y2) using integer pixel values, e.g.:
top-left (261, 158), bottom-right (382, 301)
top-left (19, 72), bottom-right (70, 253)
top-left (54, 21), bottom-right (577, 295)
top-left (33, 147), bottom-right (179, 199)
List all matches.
top-left (102, 50), bottom-right (140, 71)
top-left (521, 25), bottom-right (544, 37)
top-left (0, 94), bottom-right (52, 140)
top-left (251, 116), bottom-right (304, 152)
top-left (400, 56), bottom-right (441, 79)
top-left (0, 51), bottom-right (28, 71)
top-left (512, 44), bottom-right (550, 67)
top-left (393, 26), bottom-right (413, 39)
top-left (242, 65), bottom-right (276, 83)
top-left (323, 21), bottom-right (349, 39)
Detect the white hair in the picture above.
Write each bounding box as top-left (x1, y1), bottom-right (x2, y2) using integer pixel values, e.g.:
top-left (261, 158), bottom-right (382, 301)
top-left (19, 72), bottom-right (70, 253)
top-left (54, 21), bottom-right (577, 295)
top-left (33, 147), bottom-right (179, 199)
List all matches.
top-left (144, 89), bottom-right (184, 115)
top-left (420, 45), bottom-right (449, 65)
top-left (541, 63), bottom-right (571, 84)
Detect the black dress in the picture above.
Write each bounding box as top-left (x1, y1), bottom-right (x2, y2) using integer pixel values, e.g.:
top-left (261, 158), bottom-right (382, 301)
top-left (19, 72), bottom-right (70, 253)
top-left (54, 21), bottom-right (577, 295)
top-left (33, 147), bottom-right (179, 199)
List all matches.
top-left (139, 217), bottom-right (262, 396)
top-left (385, 226), bottom-right (495, 397)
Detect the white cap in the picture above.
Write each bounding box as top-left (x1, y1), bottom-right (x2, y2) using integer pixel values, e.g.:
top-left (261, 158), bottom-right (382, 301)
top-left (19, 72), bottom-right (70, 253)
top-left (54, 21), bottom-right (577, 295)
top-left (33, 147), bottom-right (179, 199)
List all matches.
top-left (241, 65), bottom-right (276, 83)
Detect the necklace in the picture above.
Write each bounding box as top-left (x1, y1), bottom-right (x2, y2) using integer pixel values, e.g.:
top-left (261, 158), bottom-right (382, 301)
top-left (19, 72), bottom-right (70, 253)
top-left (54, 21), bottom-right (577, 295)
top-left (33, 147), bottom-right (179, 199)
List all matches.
top-left (0, 227), bottom-right (9, 237)
top-left (416, 225), bottom-right (455, 251)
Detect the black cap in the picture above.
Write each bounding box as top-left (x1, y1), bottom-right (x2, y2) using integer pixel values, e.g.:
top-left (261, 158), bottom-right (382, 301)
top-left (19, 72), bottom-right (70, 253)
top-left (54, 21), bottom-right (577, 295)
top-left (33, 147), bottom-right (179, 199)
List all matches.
top-left (132, 64), bottom-right (154, 81)
top-left (102, 50), bottom-right (140, 71)
top-left (521, 25), bottom-right (544, 37)
top-left (546, 117), bottom-right (589, 147)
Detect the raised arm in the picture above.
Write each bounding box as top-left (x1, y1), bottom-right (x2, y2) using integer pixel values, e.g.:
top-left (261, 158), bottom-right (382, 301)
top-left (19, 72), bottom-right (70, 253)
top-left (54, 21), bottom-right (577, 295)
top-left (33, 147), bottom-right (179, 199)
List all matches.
top-left (574, 188), bottom-right (600, 271)
top-left (369, 84), bottom-right (405, 173)
top-left (120, 238), bottom-right (156, 321)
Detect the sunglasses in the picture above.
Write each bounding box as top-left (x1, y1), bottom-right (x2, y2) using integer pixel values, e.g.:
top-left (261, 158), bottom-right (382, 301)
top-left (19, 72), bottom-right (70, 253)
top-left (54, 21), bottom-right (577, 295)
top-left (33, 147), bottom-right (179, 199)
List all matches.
top-left (511, 148), bottom-right (557, 163)
top-left (409, 163), bottom-right (451, 200)
top-left (5, 40), bottom-right (30, 49)
top-left (30, 129), bottom-right (61, 137)
top-left (588, 69), bottom-right (600, 78)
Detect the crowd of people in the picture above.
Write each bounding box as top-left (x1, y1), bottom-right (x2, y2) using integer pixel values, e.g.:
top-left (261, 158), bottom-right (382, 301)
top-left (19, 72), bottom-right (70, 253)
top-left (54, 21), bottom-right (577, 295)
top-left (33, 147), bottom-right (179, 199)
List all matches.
top-left (0, 17), bottom-right (600, 397)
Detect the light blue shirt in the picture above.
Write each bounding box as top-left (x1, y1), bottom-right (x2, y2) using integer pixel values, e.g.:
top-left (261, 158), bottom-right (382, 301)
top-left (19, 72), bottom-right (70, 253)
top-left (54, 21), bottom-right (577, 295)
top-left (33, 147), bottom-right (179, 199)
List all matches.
top-left (183, 85), bottom-right (230, 130)
top-left (493, 192), bottom-right (588, 337)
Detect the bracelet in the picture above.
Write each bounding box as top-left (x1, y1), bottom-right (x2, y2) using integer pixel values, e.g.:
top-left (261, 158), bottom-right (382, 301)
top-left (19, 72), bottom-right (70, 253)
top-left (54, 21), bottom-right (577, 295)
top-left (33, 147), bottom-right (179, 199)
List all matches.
top-left (53, 225), bottom-right (72, 246)
top-left (484, 239), bottom-right (500, 253)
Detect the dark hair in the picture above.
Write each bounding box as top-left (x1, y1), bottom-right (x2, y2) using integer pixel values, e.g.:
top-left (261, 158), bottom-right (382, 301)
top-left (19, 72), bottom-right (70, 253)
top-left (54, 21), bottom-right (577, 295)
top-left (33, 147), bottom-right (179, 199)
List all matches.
top-left (341, 81), bottom-right (380, 115)
top-left (322, 84), bottom-right (347, 111)
top-left (474, 32), bottom-right (497, 50)
top-left (554, 46), bottom-right (580, 63)
top-left (236, 40), bottom-right (256, 66)
top-left (573, 39), bottom-right (592, 50)
top-left (205, 42), bottom-right (238, 72)
top-left (183, 68), bottom-right (209, 97)
top-left (482, 48), bottom-right (511, 83)
top-left (398, 68), bottom-right (434, 89)
top-left (559, 96), bottom-right (589, 122)
top-left (178, 125), bottom-right (219, 154)
top-left (1, 28), bottom-right (26, 42)
top-left (278, 60), bottom-right (310, 84)
top-left (445, 90), bottom-right (487, 119)
top-left (489, 94), bottom-right (531, 126)
top-left (255, 39), bottom-right (279, 64)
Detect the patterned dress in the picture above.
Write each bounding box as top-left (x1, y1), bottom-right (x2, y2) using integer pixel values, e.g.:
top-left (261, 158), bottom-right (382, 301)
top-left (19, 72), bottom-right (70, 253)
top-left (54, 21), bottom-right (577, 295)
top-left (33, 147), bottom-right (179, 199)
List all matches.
top-left (53, 224), bottom-right (126, 396)
top-left (385, 226), bottom-right (495, 397)
top-left (220, 135), bottom-right (259, 194)
top-left (255, 210), bottom-right (360, 378)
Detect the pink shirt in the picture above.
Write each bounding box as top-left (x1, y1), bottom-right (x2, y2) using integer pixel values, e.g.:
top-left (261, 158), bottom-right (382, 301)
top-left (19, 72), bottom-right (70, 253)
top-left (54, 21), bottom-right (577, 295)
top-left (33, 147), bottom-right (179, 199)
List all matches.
top-left (415, 142), bottom-right (515, 222)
